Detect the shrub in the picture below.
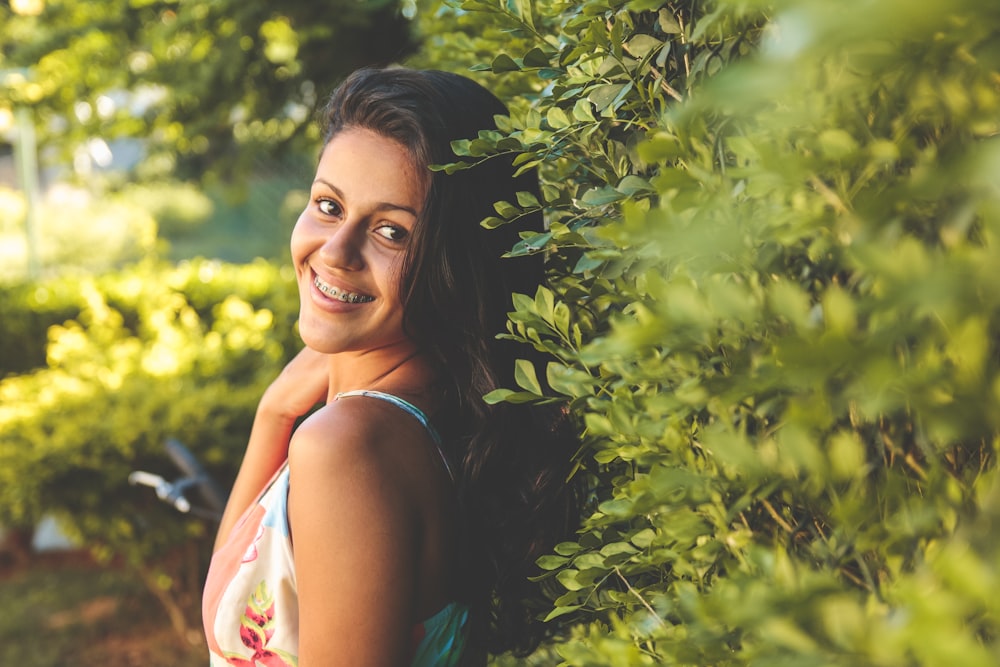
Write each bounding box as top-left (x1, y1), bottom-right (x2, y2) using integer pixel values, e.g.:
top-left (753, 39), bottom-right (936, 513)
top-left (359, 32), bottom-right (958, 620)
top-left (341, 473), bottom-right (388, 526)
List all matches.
top-left (0, 258), bottom-right (298, 640)
top-left (417, 0), bottom-right (1000, 664)
top-left (0, 274), bottom-right (86, 377)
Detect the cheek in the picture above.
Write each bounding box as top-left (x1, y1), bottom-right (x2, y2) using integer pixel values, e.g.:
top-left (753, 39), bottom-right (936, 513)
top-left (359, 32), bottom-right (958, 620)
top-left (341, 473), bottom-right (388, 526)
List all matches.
top-left (289, 213), bottom-right (312, 262)
top-left (381, 254), bottom-right (408, 301)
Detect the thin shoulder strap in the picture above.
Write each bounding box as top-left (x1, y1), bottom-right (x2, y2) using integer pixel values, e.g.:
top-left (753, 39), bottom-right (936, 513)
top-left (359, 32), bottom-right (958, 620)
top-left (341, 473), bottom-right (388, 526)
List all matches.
top-left (335, 390), bottom-right (455, 481)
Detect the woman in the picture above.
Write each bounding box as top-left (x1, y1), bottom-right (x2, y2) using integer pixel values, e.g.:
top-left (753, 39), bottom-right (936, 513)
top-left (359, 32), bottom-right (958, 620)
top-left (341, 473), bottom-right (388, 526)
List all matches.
top-left (203, 67), bottom-right (579, 666)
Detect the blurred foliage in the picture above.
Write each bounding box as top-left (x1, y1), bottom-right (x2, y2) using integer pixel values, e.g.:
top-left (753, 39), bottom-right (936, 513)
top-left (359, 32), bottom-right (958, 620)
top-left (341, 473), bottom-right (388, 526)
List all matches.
top-left (114, 181), bottom-right (213, 237)
top-left (0, 188), bottom-right (157, 282)
top-left (0, 259), bottom-right (298, 638)
top-left (0, 0), bottom-right (415, 183)
top-left (415, 0), bottom-right (1000, 664)
top-left (0, 185), bottom-right (27, 233)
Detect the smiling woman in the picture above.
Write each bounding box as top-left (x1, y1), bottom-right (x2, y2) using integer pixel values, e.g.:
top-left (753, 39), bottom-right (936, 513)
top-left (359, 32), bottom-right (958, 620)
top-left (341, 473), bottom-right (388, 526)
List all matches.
top-left (203, 67), bottom-right (581, 667)
top-left (291, 128), bottom-right (423, 356)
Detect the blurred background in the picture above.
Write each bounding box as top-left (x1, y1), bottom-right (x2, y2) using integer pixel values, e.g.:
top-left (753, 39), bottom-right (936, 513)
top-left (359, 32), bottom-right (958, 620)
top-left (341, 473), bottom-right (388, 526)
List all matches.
top-left (0, 0), bottom-right (454, 663)
top-left (4, 1), bottom-right (1000, 666)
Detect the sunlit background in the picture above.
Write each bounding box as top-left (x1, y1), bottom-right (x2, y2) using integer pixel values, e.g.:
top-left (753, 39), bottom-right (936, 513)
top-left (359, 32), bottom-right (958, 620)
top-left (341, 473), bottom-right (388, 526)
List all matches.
top-left (3, 0), bottom-right (999, 666)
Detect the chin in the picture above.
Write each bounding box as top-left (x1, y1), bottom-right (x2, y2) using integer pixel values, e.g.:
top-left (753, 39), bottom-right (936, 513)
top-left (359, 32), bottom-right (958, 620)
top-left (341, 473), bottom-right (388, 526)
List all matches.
top-left (297, 332), bottom-right (339, 356)
top-left (296, 316), bottom-right (335, 354)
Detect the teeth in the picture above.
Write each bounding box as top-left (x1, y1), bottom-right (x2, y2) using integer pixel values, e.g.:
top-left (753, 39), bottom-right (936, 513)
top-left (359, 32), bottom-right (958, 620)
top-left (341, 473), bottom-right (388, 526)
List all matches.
top-left (313, 275), bottom-right (374, 303)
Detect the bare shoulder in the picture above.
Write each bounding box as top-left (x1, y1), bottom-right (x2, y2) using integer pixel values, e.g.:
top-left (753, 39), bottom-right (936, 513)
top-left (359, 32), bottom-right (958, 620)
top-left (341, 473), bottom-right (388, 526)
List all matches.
top-left (289, 397), bottom-right (387, 464)
top-left (286, 397), bottom-right (425, 664)
top-left (286, 395), bottom-right (434, 491)
top-left (285, 396), bottom-right (423, 546)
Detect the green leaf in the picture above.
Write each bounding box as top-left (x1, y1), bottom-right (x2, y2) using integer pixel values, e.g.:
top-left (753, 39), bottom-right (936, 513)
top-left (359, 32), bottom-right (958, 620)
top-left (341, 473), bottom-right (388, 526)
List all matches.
top-left (579, 186), bottom-right (624, 207)
top-left (601, 541), bottom-right (639, 556)
top-left (572, 97), bottom-right (597, 122)
top-left (490, 53), bottom-right (520, 73)
top-left (658, 8), bottom-right (682, 33)
top-left (626, 34), bottom-right (663, 60)
top-left (573, 552), bottom-right (605, 569)
top-left (507, 232), bottom-right (551, 256)
top-left (588, 83), bottom-right (627, 112)
top-left (553, 302), bottom-right (570, 337)
top-left (534, 286), bottom-right (555, 321)
top-left (467, 138), bottom-right (494, 156)
top-left (522, 46), bottom-right (550, 68)
top-left (482, 388), bottom-right (541, 404)
top-left (515, 190), bottom-right (541, 208)
top-left (511, 292), bottom-right (533, 313)
top-left (574, 254), bottom-right (605, 273)
top-left (482, 388), bottom-right (513, 405)
top-left (547, 106), bottom-right (571, 129)
top-left (554, 541), bottom-right (581, 556)
top-left (630, 529), bottom-right (656, 548)
top-left (556, 568), bottom-right (585, 591)
top-left (543, 604), bottom-right (582, 622)
top-left (493, 200), bottom-right (521, 218)
top-left (480, 216), bottom-right (507, 229)
top-left (616, 175), bottom-right (654, 196)
top-left (537, 554), bottom-right (570, 570)
top-left (514, 358), bottom-right (542, 395)
top-left (511, 0), bottom-right (534, 29)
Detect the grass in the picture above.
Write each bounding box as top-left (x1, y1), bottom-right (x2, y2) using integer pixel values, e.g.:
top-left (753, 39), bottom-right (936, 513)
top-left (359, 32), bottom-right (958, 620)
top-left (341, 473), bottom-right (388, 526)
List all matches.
top-left (0, 553), bottom-right (206, 667)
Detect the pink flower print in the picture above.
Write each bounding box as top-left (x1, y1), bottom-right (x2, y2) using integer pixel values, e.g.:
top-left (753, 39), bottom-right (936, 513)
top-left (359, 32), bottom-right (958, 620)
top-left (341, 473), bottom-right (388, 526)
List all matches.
top-left (224, 581), bottom-right (297, 667)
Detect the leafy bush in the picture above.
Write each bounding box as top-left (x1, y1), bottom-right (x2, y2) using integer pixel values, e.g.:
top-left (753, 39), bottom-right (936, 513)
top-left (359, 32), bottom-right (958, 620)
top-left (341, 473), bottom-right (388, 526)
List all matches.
top-left (417, 0), bottom-right (1000, 664)
top-left (0, 258), bottom-right (298, 640)
top-left (0, 273), bottom-right (87, 377)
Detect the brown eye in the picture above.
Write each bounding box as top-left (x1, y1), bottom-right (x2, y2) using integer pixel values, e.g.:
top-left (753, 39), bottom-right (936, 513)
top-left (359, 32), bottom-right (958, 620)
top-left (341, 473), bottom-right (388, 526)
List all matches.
top-left (317, 198), bottom-right (342, 217)
top-left (374, 224), bottom-right (408, 242)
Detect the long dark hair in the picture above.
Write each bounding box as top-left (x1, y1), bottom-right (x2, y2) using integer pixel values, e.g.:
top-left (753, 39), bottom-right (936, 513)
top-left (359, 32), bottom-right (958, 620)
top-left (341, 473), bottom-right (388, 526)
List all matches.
top-left (320, 67), bottom-right (580, 659)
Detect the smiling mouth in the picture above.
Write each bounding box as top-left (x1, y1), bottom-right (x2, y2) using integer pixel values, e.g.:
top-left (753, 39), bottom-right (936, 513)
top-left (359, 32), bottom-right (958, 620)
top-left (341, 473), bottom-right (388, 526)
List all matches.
top-left (313, 274), bottom-right (374, 304)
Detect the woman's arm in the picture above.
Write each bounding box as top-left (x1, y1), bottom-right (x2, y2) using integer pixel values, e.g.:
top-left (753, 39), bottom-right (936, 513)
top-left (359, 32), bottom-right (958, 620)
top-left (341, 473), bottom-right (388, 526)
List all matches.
top-left (214, 347), bottom-right (330, 551)
top-left (287, 401), bottom-right (421, 667)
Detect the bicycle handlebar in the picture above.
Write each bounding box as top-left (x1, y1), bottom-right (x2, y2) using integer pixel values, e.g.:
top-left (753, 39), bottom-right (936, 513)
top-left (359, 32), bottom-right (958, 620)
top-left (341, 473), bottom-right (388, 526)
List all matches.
top-left (129, 439), bottom-right (227, 520)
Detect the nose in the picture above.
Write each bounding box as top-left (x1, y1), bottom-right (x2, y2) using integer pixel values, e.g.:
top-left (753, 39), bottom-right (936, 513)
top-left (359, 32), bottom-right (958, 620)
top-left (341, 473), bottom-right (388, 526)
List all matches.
top-left (317, 220), bottom-right (365, 271)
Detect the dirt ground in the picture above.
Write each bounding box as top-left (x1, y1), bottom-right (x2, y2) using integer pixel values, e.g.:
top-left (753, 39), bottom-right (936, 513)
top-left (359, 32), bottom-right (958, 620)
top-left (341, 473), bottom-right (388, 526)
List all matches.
top-left (1, 550), bottom-right (206, 667)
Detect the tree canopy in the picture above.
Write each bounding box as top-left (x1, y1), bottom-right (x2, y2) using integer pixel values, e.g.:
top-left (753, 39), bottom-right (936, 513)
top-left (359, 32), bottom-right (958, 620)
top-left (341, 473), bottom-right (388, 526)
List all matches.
top-left (0, 0), bottom-right (415, 181)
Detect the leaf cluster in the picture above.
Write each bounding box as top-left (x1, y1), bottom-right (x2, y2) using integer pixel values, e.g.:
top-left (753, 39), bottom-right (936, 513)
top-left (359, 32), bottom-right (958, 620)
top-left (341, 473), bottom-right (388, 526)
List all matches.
top-left (0, 259), bottom-right (298, 626)
top-left (416, 0), bottom-right (1000, 664)
top-left (0, 0), bottom-right (415, 182)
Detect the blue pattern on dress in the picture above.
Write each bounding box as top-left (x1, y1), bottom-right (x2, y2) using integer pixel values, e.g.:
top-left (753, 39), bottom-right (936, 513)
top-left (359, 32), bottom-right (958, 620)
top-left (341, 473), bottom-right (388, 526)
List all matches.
top-left (261, 467), bottom-right (291, 536)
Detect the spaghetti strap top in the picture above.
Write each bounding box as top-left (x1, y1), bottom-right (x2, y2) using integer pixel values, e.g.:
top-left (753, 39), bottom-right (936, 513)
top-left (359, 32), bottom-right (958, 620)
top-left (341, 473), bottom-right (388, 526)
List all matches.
top-left (335, 389), bottom-right (456, 481)
top-left (202, 390), bottom-right (469, 666)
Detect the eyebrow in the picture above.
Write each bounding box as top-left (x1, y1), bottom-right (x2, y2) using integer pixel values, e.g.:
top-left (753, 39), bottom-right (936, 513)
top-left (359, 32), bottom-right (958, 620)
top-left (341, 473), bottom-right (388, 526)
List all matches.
top-left (312, 178), bottom-right (420, 217)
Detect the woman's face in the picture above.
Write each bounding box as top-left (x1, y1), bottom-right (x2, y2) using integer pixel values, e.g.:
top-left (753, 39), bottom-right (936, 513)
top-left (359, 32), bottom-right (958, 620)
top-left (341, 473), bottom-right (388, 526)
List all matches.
top-left (291, 127), bottom-right (426, 356)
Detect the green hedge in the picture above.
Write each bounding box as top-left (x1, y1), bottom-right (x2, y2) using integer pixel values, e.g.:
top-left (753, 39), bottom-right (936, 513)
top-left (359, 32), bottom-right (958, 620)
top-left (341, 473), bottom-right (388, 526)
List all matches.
top-left (417, 0), bottom-right (1000, 664)
top-left (0, 258), bottom-right (298, 637)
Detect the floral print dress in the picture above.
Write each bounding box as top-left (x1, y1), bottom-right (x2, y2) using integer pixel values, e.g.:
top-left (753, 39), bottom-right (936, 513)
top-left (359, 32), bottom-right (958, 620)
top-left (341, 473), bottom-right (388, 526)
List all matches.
top-left (202, 391), bottom-right (469, 666)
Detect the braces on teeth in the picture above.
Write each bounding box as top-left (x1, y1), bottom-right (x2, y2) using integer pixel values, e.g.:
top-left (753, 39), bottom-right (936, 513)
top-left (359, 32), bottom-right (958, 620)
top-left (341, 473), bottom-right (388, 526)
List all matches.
top-left (314, 276), bottom-right (374, 303)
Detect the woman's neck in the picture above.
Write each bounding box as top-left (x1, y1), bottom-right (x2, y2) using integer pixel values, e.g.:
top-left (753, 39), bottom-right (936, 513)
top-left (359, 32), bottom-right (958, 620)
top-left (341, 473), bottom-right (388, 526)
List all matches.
top-left (324, 342), bottom-right (436, 404)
